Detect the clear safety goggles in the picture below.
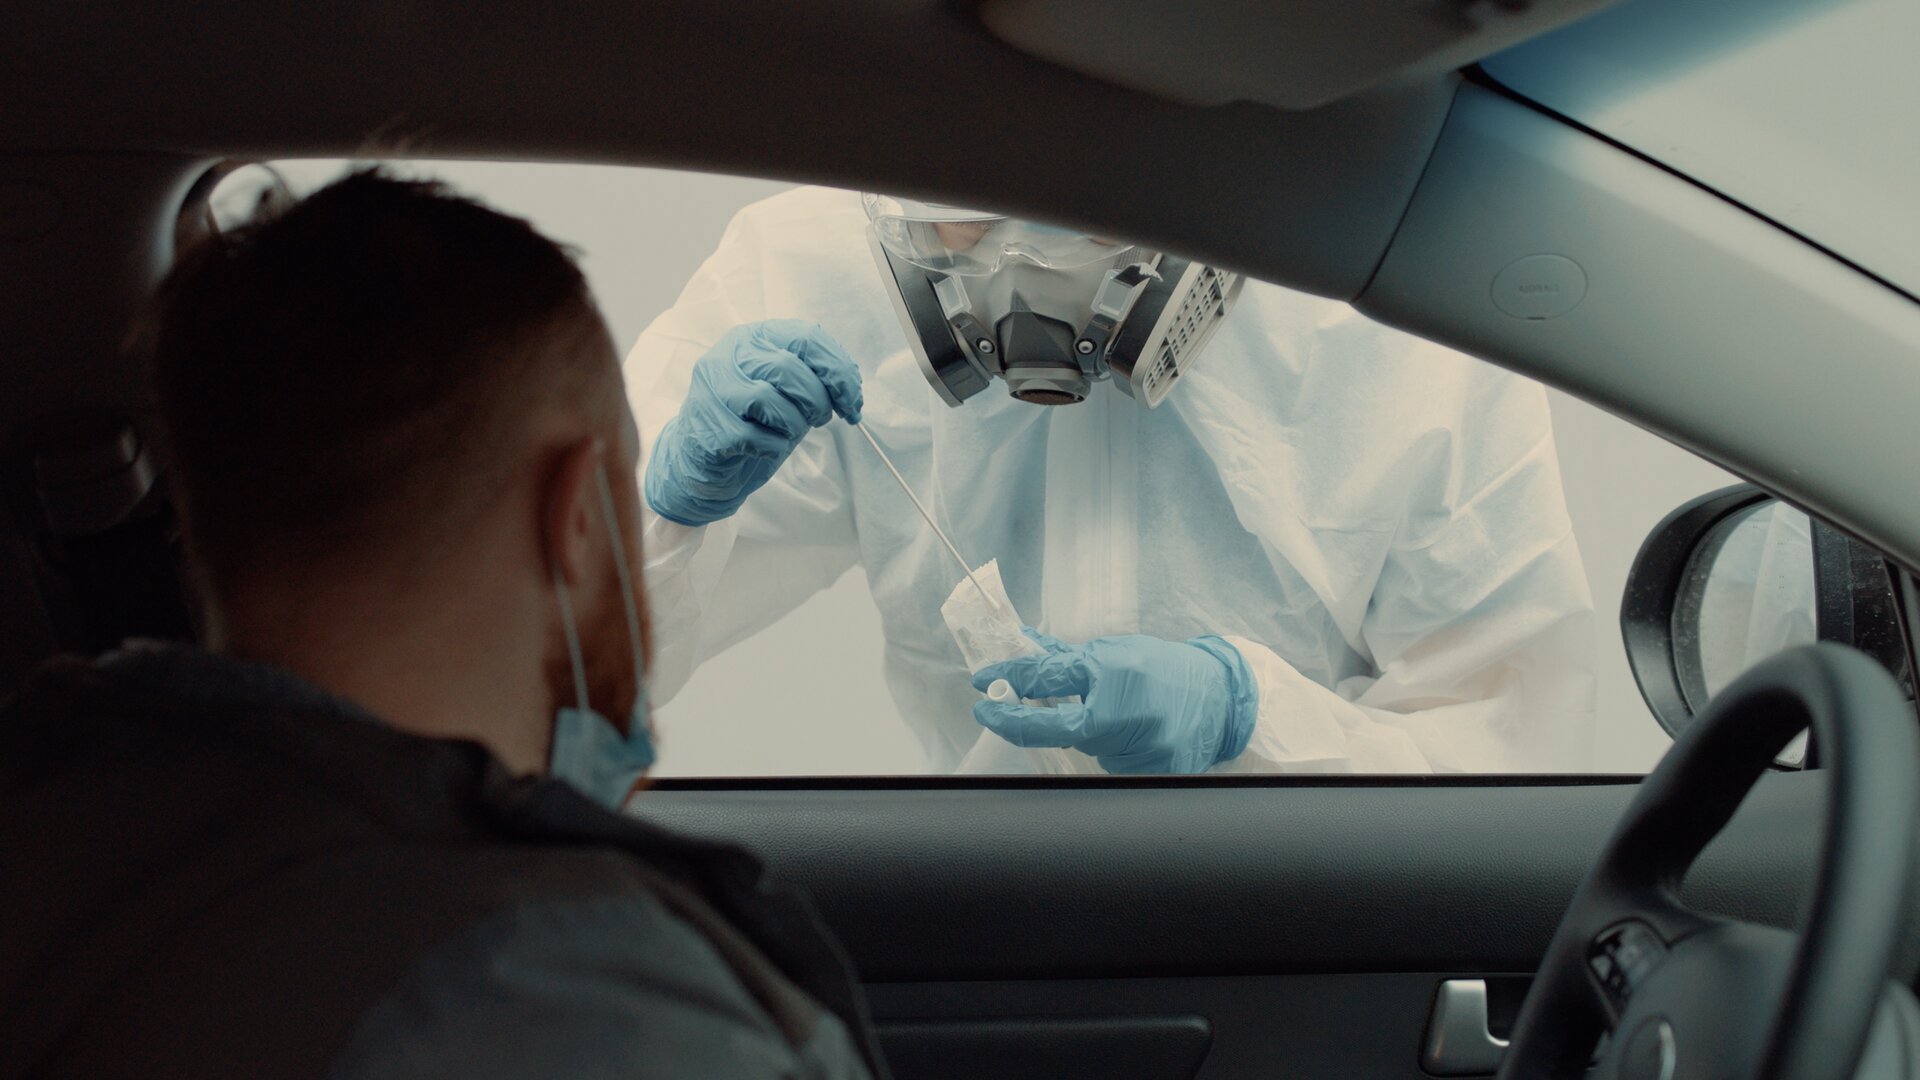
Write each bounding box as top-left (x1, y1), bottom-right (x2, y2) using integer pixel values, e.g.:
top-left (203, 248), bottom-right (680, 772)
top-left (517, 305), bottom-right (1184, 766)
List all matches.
top-left (863, 193), bottom-right (1133, 277)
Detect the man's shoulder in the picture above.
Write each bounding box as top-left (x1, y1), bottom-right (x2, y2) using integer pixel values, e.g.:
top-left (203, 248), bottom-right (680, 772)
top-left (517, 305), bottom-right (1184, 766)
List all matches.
top-left (0, 644), bottom-right (480, 842)
top-left (328, 892), bottom-right (871, 1080)
top-left (0, 651), bottom-right (124, 734)
top-left (0, 647), bottom-right (877, 1079)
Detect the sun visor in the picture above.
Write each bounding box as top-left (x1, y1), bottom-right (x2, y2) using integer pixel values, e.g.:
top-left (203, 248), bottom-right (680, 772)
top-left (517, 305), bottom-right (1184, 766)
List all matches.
top-left (977, 0), bottom-right (1624, 111)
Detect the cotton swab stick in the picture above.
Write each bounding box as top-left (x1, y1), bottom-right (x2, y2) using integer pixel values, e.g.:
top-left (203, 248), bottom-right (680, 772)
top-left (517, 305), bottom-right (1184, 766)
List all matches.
top-left (851, 420), bottom-right (999, 611)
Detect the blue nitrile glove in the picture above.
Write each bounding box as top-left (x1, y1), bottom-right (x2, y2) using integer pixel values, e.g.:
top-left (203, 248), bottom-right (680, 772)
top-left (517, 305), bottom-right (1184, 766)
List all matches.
top-left (971, 629), bottom-right (1258, 774)
top-left (644, 320), bottom-right (864, 526)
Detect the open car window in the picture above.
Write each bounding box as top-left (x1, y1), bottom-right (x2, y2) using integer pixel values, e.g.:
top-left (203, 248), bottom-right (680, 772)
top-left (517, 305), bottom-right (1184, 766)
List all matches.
top-left (210, 160), bottom-right (1806, 779)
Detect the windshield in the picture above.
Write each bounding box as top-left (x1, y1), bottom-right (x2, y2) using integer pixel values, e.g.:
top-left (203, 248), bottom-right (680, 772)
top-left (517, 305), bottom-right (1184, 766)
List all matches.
top-left (1483, 0), bottom-right (1920, 297)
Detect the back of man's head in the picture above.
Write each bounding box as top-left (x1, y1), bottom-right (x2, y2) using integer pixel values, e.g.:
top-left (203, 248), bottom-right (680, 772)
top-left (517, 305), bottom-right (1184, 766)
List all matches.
top-left (146, 169), bottom-right (616, 606)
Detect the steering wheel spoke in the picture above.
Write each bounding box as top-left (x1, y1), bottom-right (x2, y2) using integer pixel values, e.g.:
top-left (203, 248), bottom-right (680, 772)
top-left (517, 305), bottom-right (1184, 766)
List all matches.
top-left (1631, 892), bottom-right (1718, 949)
top-left (1584, 918), bottom-right (1677, 1024)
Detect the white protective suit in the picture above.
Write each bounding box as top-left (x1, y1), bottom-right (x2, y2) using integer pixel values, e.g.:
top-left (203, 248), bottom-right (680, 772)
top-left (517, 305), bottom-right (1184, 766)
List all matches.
top-left (630, 187), bottom-right (1598, 774)
top-left (1693, 503), bottom-right (1817, 698)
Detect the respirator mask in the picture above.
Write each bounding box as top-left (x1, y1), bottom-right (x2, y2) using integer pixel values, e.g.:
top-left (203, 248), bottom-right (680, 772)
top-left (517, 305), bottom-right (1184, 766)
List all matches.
top-left (864, 193), bottom-right (1245, 407)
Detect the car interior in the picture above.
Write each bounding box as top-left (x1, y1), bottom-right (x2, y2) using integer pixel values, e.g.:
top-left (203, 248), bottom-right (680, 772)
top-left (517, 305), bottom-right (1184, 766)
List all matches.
top-left (6, 0), bottom-right (1920, 1077)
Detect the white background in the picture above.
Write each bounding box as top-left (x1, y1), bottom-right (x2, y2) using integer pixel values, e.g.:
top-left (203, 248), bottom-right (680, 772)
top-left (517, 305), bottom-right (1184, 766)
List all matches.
top-left (256, 160), bottom-right (1738, 776)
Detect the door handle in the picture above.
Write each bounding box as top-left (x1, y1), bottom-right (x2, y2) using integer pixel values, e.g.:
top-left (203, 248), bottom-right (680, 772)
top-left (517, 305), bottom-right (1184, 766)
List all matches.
top-left (1422, 979), bottom-right (1508, 1076)
top-left (1424, 979), bottom-right (1606, 1076)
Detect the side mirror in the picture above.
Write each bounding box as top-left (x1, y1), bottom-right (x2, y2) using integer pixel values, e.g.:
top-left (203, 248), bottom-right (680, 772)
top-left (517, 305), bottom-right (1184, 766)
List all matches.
top-left (175, 161), bottom-right (298, 255)
top-left (1622, 483), bottom-right (1914, 766)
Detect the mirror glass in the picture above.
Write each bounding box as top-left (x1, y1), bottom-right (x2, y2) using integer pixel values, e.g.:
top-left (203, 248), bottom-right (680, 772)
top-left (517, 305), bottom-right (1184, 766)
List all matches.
top-left (206, 163), bottom-right (295, 237)
top-left (1673, 502), bottom-right (1817, 763)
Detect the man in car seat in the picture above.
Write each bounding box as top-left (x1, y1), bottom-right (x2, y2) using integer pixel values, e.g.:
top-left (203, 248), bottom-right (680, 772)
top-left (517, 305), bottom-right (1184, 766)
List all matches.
top-left (0, 172), bottom-right (882, 1079)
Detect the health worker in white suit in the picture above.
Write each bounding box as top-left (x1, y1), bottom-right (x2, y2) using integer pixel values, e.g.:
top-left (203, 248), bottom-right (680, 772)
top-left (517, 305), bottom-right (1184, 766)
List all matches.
top-left (629, 187), bottom-right (1598, 775)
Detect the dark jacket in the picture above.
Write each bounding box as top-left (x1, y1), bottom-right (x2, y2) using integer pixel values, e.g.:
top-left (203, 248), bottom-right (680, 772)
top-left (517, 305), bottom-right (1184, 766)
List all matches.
top-left (0, 644), bottom-right (883, 1079)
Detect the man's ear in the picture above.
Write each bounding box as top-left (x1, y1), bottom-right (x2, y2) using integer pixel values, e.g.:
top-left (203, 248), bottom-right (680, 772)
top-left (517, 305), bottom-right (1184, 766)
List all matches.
top-left (540, 437), bottom-right (607, 590)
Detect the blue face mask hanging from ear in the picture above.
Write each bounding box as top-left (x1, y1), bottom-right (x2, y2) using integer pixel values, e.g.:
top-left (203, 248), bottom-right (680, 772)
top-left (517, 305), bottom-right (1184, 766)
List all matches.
top-left (547, 465), bottom-right (655, 810)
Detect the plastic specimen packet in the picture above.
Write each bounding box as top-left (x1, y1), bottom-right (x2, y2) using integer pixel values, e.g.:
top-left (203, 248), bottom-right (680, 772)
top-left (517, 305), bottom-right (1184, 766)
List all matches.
top-left (940, 561), bottom-right (1096, 775)
top-left (940, 559), bottom-right (1042, 673)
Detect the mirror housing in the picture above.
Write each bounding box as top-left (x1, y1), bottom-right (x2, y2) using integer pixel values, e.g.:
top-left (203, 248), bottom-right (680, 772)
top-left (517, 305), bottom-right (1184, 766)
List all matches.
top-left (1622, 483), bottom-right (1913, 760)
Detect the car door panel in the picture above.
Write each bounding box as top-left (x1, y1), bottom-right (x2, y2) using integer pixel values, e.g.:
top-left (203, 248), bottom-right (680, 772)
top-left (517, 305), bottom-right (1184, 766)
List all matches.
top-left (873, 1014), bottom-right (1214, 1080)
top-left (869, 975), bottom-right (1439, 1079)
top-left (636, 775), bottom-right (1819, 1076)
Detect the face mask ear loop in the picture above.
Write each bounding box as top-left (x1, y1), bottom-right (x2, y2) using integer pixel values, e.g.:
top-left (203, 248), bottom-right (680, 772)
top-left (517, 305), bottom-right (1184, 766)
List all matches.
top-left (552, 562), bottom-right (591, 713)
top-left (593, 467), bottom-right (650, 706)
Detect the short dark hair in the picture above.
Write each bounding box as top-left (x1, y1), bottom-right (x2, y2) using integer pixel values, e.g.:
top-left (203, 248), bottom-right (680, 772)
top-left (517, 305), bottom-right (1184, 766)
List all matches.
top-left (145, 169), bottom-right (612, 598)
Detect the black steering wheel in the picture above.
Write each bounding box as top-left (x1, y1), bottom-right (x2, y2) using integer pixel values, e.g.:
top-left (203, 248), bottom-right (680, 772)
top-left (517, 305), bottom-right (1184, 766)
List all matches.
top-left (1499, 644), bottom-right (1920, 1080)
